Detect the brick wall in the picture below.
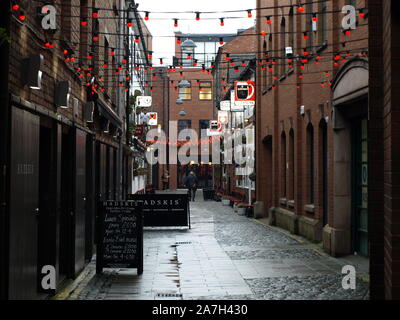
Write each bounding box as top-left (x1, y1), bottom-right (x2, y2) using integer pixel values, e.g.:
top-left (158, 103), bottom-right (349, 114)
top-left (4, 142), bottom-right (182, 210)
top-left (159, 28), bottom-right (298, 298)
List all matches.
top-left (256, 0), bottom-right (368, 242)
top-left (9, 0), bottom-right (127, 141)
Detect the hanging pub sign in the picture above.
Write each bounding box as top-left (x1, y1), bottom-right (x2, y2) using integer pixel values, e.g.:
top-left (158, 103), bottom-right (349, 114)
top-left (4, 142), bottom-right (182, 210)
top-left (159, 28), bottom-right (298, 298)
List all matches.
top-left (148, 112), bottom-right (158, 126)
top-left (96, 201), bottom-right (144, 275)
top-left (234, 81), bottom-right (256, 106)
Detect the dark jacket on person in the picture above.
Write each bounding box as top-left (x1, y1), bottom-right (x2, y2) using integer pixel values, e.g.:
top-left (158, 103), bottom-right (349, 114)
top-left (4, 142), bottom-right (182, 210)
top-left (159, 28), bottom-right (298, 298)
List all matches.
top-left (185, 174), bottom-right (198, 189)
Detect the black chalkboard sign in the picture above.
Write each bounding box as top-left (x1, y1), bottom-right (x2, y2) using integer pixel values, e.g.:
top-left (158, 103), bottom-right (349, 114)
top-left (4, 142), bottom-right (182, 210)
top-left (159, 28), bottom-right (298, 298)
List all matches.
top-left (127, 194), bottom-right (190, 228)
top-left (96, 201), bottom-right (143, 275)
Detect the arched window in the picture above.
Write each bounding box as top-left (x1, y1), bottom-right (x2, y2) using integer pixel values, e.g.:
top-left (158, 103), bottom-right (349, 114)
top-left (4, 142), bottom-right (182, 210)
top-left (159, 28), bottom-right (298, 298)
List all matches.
top-left (289, 129), bottom-right (295, 201)
top-left (306, 123), bottom-right (315, 204)
top-left (281, 131), bottom-right (287, 198)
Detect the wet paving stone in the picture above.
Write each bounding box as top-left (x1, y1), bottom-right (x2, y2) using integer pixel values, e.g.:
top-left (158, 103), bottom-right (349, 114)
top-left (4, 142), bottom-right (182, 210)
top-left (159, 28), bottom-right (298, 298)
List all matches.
top-left (225, 248), bottom-right (325, 261)
top-left (246, 275), bottom-right (370, 300)
top-left (57, 191), bottom-right (369, 301)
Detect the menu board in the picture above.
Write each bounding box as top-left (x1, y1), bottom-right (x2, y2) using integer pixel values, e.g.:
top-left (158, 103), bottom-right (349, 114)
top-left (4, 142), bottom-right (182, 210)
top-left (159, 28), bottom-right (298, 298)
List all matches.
top-left (96, 201), bottom-right (143, 274)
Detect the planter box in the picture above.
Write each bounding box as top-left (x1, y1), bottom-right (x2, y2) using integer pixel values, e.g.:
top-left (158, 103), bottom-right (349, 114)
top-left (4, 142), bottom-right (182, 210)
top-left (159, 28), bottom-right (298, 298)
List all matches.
top-left (237, 207), bottom-right (247, 216)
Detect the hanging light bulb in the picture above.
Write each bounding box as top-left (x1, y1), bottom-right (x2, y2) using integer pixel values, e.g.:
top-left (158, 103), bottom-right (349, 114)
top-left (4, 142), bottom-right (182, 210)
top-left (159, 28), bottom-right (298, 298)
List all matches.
top-left (127, 19), bottom-right (133, 28)
top-left (110, 48), bottom-right (115, 56)
top-left (135, 35), bottom-right (140, 43)
top-left (359, 9), bottom-right (366, 19)
top-left (344, 29), bottom-right (351, 36)
top-left (148, 51), bottom-right (153, 59)
top-left (193, 59), bottom-right (198, 67)
top-left (11, 3), bottom-right (20, 11)
top-left (159, 58), bottom-right (163, 65)
top-left (225, 53), bottom-right (230, 61)
top-left (297, 5), bottom-right (305, 13)
top-left (177, 37), bottom-right (182, 45)
top-left (266, 16), bottom-right (271, 25)
top-left (103, 63), bottom-right (108, 68)
top-left (81, 18), bottom-right (88, 26)
top-left (312, 13), bottom-right (318, 22)
top-left (234, 66), bottom-right (239, 73)
top-left (219, 37), bottom-right (224, 45)
top-left (195, 12), bottom-right (200, 21)
top-left (92, 9), bottom-right (99, 19)
top-left (303, 32), bottom-right (309, 40)
top-left (93, 33), bottom-right (99, 41)
top-left (247, 10), bottom-right (252, 18)
top-left (174, 19), bottom-right (179, 27)
top-left (220, 18), bottom-right (225, 27)
top-left (187, 53), bottom-right (192, 60)
top-left (18, 11), bottom-right (26, 21)
top-left (145, 12), bottom-right (150, 21)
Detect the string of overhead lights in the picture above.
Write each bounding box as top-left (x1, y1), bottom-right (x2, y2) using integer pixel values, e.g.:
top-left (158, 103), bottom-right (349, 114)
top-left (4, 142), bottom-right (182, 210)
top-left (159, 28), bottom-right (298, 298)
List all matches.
top-left (29, 0), bottom-right (358, 16)
top-left (12, 1), bottom-right (368, 95)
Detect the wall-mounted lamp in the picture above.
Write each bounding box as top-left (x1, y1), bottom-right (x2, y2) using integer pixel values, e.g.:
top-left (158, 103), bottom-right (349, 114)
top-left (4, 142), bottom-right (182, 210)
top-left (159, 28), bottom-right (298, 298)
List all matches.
top-left (84, 101), bottom-right (95, 123)
top-left (55, 81), bottom-right (71, 108)
top-left (23, 54), bottom-right (43, 90)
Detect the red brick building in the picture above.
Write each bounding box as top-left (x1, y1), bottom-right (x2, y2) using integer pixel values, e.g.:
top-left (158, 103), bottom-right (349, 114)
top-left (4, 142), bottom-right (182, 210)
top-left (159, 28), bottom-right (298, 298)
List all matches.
top-left (255, 0), bottom-right (369, 259)
top-left (151, 33), bottom-right (238, 191)
top-left (0, 0), bottom-right (142, 299)
top-left (367, 0), bottom-right (400, 300)
top-left (212, 27), bottom-right (257, 203)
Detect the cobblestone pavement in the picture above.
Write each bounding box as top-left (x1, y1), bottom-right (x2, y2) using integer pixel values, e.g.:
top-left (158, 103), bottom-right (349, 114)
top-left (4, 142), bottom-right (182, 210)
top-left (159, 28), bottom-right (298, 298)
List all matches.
top-left (54, 191), bottom-right (370, 300)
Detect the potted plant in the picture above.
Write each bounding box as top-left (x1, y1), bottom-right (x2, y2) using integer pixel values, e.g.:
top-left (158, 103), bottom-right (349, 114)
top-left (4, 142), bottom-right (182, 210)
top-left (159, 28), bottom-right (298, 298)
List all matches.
top-left (249, 172), bottom-right (256, 182)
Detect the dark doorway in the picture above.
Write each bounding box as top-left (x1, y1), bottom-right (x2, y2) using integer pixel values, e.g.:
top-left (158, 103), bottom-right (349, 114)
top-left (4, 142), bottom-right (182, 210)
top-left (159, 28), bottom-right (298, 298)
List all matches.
top-left (85, 134), bottom-right (95, 262)
top-left (320, 120), bottom-right (328, 227)
top-left (352, 118), bottom-right (369, 257)
top-left (59, 126), bottom-right (74, 279)
top-left (8, 107), bottom-right (40, 299)
top-left (263, 136), bottom-right (273, 211)
top-left (74, 130), bottom-right (86, 277)
top-left (37, 119), bottom-right (57, 293)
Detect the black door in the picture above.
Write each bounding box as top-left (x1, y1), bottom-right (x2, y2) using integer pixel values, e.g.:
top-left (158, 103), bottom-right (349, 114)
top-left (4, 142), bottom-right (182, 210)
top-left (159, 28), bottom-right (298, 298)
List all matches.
top-left (352, 118), bottom-right (369, 257)
top-left (74, 129), bottom-right (86, 277)
top-left (59, 126), bottom-right (74, 279)
top-left (85, 134), bottom-right (95, 262)
top-left (9, 107), bottom-right (40, 300)
top-left (37, 119), bottom-right (57, 294)
top-left (320, 120), bottom-right (328, 227)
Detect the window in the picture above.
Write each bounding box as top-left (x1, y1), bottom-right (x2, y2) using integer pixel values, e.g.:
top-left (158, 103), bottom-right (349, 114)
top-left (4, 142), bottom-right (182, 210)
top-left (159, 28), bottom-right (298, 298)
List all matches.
top-left (289, 129), bottom-right (295, 201)
top-left (289, 3), bottom-right (295, 56)
top-left (318, 0), bottom-right (328, 45)
top-left (178, 120), bottom-right (192, 133)
top-left (281, 132), bottom-right (287, 198)
top-left (306, 0), bottom-right (314, 52)
top-left (179, 81), bottom-right (192, 100)
top-left (306, 124), bottom-right (315, 204)
top-left (199, 81), bottom-right (212, 100)
top-left (61, 2), bottom-right (71, 41)
top-left (182, 47), bottom-right (194, 67)
top-left (79, 0), bottom-right (88, 63)
top-left (199, 120), bottom-right (210, 137)
top-left (104, 39), bottom-right (109, 95)
top-left (280, 16), bottom-right (287, 75)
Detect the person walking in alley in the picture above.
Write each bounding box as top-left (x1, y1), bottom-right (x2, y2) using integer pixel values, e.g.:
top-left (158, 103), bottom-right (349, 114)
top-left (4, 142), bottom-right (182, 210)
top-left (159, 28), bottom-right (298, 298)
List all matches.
top-left (186, 171), bottom-right (198, 202)
top-left (161, 170), bottom-right (170, 190)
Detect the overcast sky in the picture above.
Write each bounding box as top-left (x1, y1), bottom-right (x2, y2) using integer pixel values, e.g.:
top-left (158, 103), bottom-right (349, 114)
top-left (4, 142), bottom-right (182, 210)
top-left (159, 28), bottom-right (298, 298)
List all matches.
top-left (137, 0), bottom-right (256, 66)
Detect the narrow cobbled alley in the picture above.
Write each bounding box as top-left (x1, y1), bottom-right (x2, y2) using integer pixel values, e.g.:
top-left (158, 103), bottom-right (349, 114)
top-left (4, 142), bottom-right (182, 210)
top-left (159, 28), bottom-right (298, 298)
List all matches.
top-left (54, 191), bottom-right (369, 301)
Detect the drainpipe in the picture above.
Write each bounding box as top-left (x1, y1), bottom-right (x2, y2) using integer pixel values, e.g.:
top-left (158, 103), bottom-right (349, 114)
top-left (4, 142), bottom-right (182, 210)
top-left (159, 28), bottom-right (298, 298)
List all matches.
top-left (0, 0), bottom-right (10, 300)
